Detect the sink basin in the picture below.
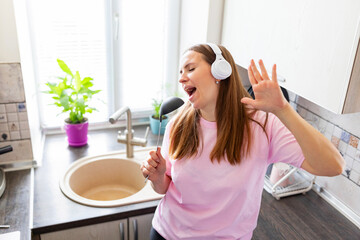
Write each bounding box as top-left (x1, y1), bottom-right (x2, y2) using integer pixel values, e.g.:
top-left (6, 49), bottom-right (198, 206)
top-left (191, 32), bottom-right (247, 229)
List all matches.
top-left (60, 147), bottom-right (163, 207)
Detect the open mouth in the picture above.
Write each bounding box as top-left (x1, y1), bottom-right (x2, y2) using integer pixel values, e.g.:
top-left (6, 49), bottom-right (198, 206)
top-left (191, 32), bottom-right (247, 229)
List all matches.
top-left (185, 87), bottom-right (196, 97)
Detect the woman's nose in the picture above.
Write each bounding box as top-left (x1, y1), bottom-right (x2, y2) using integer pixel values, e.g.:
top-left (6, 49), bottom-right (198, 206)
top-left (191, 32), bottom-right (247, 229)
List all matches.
top-left (178, 73), bottom-right (188, 83)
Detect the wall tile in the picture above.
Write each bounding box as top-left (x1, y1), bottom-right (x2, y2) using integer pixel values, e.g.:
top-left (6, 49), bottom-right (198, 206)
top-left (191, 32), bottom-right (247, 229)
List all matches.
top-left (341, 131), bottom-right (351, 143)
top-left (325, 122), bottom-right (335, 135)
top-left (318, 118), bottom-right (327, 134)
top-left (333, 126), bottom-right (342, 139)
top-left (20, 129), bottom-right (30, 139)
top-left (5, 103), bottom-right (16, 113)
top-left (355, 150), bottom-right (360, 162)
top-left (331, 136), bottom-right (340, 148)
top-left (0, 114), bottom-right (7, 123)
top-left (0, 123), bottom-right (8, 131)
top-left (8, 122), bottom-right (19, 131)
top-left (10, 131), bottom-right (21, 140)
top-left (19, 121), bottom-right (29, 130)
top-left (0, 132), bottom-right (9, 142)
top-left (353, 160), bottom-right (360, 173)
top-left (0, 104), bottom-right (5, 114)
top-left (338, 140), bottom-right (348, 155)
top-left (349, 136), bottom-right (359, 149)
top-left (344, 168), bottom-right (351, 178)
top-left (346, 145), bottom-right (357, 159)
top-left (18, 112), bottom-right (28, 121)
top-left (350, 170), bottom-right (360, 184)
top-left (324, 131), bottom-right (332, 141)
top-left (6, 112), bottom-right (18, 122)
top-left (17, 102), bottom-right (26, 112)
top-left (344, 155), bottom-right (354, 169)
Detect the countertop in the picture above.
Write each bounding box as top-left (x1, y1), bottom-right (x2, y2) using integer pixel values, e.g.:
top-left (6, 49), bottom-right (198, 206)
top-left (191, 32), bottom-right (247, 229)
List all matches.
top-left (3, 124), bottom-right (360, 239)
top-left (0, 169), bottom-right (31, 240)
top-left (32, 125), bottom-right (160, 235)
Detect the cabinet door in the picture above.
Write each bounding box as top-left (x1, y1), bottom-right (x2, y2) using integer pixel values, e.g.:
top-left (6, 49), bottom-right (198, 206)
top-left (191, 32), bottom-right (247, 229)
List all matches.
top-left (222, 0), bottom-right (360, 114)
top-left (40, 218), bottom-right (128, 240)
top-left (128, 213), bottom-right (154, 240)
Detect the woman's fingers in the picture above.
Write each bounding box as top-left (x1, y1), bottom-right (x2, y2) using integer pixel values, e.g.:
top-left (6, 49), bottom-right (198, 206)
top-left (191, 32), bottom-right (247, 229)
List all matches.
top-left (248, 64), bottom-right (257, 85)
top-left (272, 64), bottom-right (278, 84)
top-left (150, 150), bottom-right (160, 163)
top-left (142, 148), bottom-right (166, 180)
top-left (258, 59), bottom-right (270, 80)
top-left (250, 59), bottom-right (263, 82)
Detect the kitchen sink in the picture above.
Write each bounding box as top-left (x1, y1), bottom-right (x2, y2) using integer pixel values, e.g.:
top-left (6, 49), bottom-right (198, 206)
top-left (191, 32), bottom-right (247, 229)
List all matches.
top-left (60, 147), bottom-right (163, 207)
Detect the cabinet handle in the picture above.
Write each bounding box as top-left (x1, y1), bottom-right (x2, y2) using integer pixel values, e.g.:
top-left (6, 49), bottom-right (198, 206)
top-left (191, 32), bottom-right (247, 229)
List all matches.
top-left (119, 222), bottom-right (125, 240)
top-left (133, 219), bottom-right (138, 240)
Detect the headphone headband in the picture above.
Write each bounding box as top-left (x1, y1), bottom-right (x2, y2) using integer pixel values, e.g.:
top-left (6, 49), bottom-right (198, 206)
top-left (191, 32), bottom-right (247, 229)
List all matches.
top-left (207, 43), bottom-right (223, 56)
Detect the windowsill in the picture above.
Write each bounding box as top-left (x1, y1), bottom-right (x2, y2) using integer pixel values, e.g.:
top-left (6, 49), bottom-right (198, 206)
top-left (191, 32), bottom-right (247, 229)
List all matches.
top-left (42, 114), bottom-right (152, 136)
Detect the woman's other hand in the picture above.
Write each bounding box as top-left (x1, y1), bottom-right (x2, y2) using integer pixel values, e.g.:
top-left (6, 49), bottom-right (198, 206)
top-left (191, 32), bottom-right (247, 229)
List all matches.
top-left (141, 148), bottom-right (167, 182)
top-left (241, 59), bottom-right (288, 115)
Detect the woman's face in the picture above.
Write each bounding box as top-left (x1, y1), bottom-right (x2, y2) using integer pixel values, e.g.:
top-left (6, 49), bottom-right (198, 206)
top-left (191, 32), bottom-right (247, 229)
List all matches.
top-left (179, 51), bottom-right (219, 121)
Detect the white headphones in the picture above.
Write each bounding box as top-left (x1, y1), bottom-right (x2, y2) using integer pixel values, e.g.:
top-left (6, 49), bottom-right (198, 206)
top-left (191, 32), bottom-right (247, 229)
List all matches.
top-left (207, 43), bottom-right (232, 80)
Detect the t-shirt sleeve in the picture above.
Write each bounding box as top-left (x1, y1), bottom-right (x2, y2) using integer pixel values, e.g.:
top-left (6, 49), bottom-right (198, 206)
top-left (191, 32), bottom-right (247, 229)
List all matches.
top-left (160, 119), bottom-right (173, 177)
top-left (267, 113), bottom-right (305, 168)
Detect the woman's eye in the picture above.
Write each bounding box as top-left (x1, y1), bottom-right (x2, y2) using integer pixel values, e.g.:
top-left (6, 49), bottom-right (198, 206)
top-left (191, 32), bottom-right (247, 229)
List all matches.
top-left (189, 68), bottom-right (195, 72)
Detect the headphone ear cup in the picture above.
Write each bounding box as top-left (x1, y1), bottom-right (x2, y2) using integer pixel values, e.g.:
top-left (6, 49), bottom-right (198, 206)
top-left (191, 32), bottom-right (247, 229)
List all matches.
top-left (211, 59), bottom-right (232, 80)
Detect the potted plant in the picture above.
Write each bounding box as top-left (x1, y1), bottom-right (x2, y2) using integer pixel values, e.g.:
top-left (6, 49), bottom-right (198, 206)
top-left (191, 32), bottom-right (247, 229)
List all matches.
top-left (149, 98), bottom-right (169, 135)
top-left (44, 59), bottom-right (101, 147)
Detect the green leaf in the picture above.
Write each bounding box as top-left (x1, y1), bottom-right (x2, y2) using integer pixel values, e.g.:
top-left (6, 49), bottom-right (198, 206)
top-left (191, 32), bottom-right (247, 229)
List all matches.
top-left (57, 59), bottom-right (73, 77)
top-left (81, 77), bottom-right (92, 85)
top-left (74, 71), bottom-right (81, 92)
top-left (76, 98), bottom-right (85, 113)
top-left (60, 95), bottom-right (70, 110)
top-left (83, 82), bottom-right (93, 88)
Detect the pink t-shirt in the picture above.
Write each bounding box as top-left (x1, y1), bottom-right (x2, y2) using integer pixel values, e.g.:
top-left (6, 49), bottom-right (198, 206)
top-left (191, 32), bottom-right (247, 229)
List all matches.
top-left (152, 111), bottom-right (305, 239)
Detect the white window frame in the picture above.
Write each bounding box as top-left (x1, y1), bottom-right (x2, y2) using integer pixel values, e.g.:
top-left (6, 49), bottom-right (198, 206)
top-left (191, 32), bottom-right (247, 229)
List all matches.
top-left (14, 0), bottom-right (181, 134)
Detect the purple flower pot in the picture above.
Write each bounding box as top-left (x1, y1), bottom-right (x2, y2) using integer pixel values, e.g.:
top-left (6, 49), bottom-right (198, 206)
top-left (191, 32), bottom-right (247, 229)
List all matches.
top-left (64, 120), bottom-right (88, 147)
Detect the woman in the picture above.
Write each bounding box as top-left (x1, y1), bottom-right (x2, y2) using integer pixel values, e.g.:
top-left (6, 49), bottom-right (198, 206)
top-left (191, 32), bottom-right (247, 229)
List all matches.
top-left (141, 43), bottom-right (344, 239)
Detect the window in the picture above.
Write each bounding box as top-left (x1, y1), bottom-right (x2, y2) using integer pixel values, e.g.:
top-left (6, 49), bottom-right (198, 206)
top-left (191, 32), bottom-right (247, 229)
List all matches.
top-left (26, 0), bottom-right (176, 128)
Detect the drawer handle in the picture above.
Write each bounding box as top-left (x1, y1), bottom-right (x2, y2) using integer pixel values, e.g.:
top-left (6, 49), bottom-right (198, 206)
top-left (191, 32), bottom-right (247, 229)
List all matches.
top-left (133, 219), bottom-right (138, 240)
top-left (119, 222), bottom-right (125, 240)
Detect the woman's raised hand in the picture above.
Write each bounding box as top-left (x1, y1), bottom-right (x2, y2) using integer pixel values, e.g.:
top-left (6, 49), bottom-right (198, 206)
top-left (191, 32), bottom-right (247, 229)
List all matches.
top-left (141, 148), bottom-right (166, 182)
top-left (241, 59), bottom-right (289, 115)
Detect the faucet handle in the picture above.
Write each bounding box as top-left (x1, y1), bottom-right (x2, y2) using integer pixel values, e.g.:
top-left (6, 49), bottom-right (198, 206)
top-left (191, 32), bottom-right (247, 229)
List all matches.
top-left (144, 126), bottom-right (150, 140)
top-left (130, 127), bottom-right (149, 147)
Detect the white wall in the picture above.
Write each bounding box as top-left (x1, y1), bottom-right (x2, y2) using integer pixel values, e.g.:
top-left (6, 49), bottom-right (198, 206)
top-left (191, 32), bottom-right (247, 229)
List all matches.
top-left (0, 0), bottom-right (20, 63)
top-left (178, 0), bottom-right (224, 53)
top-left (176, 0), bottom-right (224, 95)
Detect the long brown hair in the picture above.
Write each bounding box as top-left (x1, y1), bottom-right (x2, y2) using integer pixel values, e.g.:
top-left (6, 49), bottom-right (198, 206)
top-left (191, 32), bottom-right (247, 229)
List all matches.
top-left (169, 44), bottom-right (268, 165)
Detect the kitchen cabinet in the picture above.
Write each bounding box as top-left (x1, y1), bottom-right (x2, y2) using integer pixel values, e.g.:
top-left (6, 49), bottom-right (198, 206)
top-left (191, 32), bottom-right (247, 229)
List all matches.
top-left (222, 0), bottom-right (360, 114)
top-left (40, 213), bottom-right (154, 240)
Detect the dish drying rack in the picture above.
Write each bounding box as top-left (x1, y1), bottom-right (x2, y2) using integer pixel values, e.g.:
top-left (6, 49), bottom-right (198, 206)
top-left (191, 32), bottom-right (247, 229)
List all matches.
top-left (264, 165), bottom-right (316, 200)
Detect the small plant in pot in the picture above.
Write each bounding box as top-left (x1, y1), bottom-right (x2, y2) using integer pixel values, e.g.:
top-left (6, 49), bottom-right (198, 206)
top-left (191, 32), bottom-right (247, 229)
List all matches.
top-left (44, 59), bottom-right (101, 147)
top-left (149, 98), bottom-right (169, 135)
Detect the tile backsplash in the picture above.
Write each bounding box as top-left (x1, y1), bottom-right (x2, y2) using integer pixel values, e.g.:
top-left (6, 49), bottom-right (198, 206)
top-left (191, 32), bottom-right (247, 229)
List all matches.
top-left (0, 63), bottom-right (33, 163)
top-left (289, 91), bottom-right (360, 216)
top-left (294, 97), bottom-right (360, 187)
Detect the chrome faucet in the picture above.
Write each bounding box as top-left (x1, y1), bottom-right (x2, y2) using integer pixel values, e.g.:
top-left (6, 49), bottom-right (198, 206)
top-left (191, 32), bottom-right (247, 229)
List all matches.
top-left (109, 106), bottom-right (149, 158)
